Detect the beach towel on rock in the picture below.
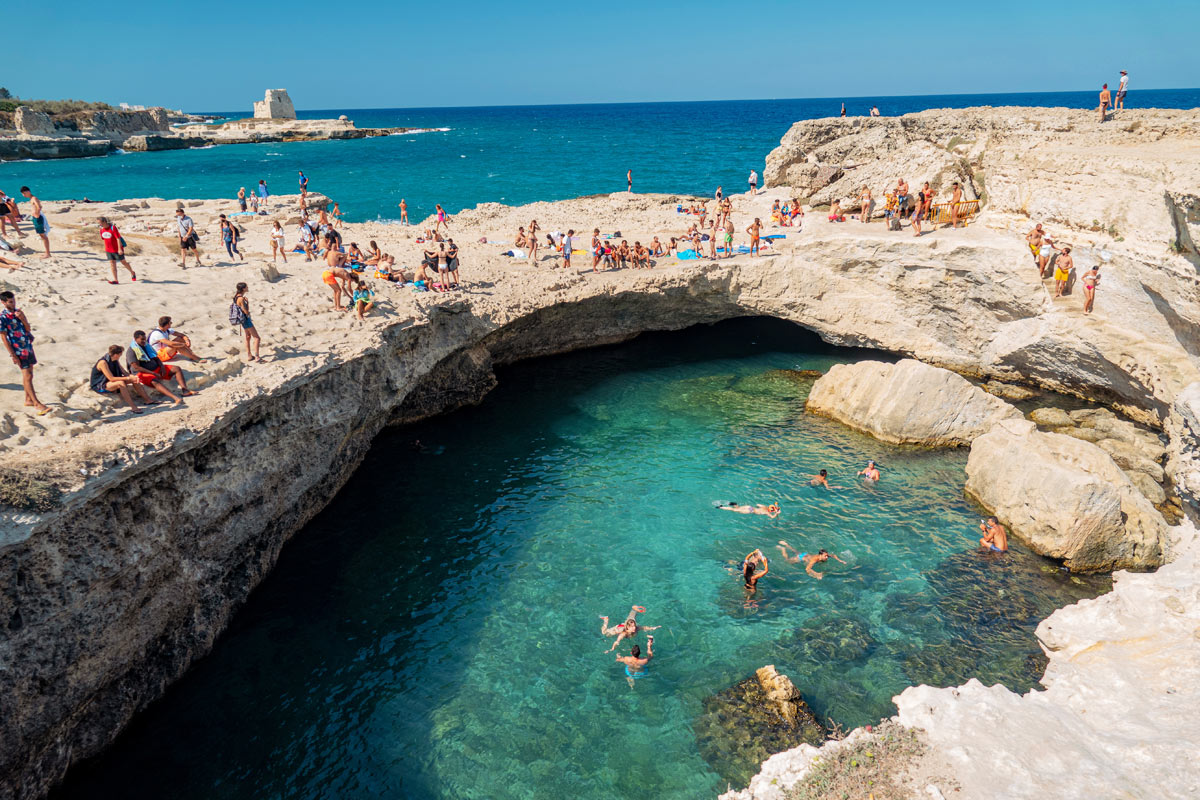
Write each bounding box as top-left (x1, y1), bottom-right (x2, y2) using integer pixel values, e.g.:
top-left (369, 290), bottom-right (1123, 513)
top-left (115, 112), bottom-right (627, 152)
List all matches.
top-left (677, 249), bottom-right (700, 260)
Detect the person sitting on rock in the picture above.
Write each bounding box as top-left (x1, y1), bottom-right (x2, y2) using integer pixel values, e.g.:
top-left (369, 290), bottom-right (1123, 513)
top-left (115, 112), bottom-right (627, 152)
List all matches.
top-left (149, 316), bottom-right (203, 362)
top-left (126, 330), bottom-right (193, 403)
top-left (979, 517), bottom-right (1009, 553)
top-left (600, 605), bottom-right (659, 653)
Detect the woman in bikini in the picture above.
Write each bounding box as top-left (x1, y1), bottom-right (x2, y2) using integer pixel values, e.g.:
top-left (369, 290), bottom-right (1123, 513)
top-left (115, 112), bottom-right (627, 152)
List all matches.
top-left (859, 186), bottom-right (873, 222)
top-left (743, 556), bottom-right (769, 595)
top-left (776, 542), bottom-right (847, 580)
top-left (434, 204), bottom-right (450, 234)
top-left (599, 605), bottom-right (660, 652)
top-left (527, 220), bottom-right (541, 262)
top-left (1082, 264), bottom-right (1101, 313)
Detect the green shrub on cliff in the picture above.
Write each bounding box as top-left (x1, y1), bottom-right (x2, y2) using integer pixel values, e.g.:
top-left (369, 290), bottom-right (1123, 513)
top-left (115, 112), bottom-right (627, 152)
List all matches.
top-left (0, 96), bottom-right (114, 115)
top-left (0, 467), bottom-right (61, 511)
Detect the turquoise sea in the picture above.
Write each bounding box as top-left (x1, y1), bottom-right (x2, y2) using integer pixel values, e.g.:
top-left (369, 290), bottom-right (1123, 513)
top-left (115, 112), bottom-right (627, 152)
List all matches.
top-left (3, 89), bottom-right (1198, 225)
top-left (51, 319), bottom-right (1110, 800)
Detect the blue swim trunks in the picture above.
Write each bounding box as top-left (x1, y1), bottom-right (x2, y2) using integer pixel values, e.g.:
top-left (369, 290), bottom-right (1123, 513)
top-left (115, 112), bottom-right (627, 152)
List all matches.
top-left (625, 666), bottom-right (646, 680)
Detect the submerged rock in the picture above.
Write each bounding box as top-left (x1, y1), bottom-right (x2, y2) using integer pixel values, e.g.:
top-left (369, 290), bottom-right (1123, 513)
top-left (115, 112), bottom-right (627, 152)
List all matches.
top-left (893, 548), bottom-right (1111, 692)
top-left (966, 419), bottom-right (1168, 571)
top-left (695, 665), bottom-right (826, 786)
top-left (786, 615), bottom-right (876, 665)
top-left (806, 359), bottom-right (1021, 447)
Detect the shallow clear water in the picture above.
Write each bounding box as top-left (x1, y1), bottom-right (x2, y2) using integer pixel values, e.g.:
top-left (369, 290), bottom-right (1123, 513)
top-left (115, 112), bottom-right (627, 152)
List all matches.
top-left (4, 89), bottom-right (1198, 224)
top-left (51, 318), bottom-right (1109, 800)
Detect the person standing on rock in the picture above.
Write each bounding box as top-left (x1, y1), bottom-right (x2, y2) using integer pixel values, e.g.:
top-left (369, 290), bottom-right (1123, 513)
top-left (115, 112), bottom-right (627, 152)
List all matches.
top-left (1026, 223), bottom-right (1046, 268)
top-left (1098, 84), bottom-right (1111, 122)
top-left (840, 103), bottom-right (846, 117)
top-left (257, 180), bottom-right (270, 208)
top-left (1082, 264), bottom-right (1101, 314)
top-left (237, 187), bottom-right (247, 212)
top-left (616, 637), bottom-right (653, 688)
top-left (746, 218), bottom-right (762, 256)
top-left (98, 217), bottom-right (136, 284)
top-left (1053, 246), bottom-right (1074, 298)
top-left (175, 208), bottom-right (203, 268)
top-left (1116, 71), bottom-right (1128, 111)
top-left (979, 517), bottom-right (1008, 553)
top-left (398, 198), bottom-right (408, 225)
top-left (0, 290), bottom-right (50, 415)
top-left (298, 171), bottom-right (309, 200)
top-left (20, 187), bottom-right (50, 259)
top-left (948, 182), bottom-right (963, 229)
top-left (748, 169), bottom-right (758, 196)
top-left (627, 169), bottom-right (633, 192)
top-left (231, 283), bottom-right (260, 362)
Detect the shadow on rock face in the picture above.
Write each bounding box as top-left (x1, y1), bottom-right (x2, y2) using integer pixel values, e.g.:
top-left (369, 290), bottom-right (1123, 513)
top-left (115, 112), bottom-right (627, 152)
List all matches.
top-left (694, 670), bottom-right (827, 787)
top-left (890, 547), bottom-right (1112, 691)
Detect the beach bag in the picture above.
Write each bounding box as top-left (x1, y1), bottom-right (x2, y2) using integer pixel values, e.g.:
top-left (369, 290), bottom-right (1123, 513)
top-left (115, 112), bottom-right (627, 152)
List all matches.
top-left (229, 302), bottom-right (246, 326)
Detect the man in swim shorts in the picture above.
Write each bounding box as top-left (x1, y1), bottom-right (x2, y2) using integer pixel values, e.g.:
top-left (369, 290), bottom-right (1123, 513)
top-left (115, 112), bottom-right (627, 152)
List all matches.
top-left (748, 169), bottom-right (757, 195)
top-left (777, 543), bottom-right (847, 579)
top-left (723, 219), bottom-right (734, 258)
top-left (1053, 247), bottom-right (1074, 298)
top-left (616, 637), bottom-right (653, 688)
top-left (1025, 223), bottom-right (1047, 268)
top-left (979, 517), bottom-right (1008, 553)
top-left (20, 187), bottom-right (50, 259)
top-left (857, 461), bottom-right (881, 482)
top-left (1116, 70), bottom-right (1128, 111)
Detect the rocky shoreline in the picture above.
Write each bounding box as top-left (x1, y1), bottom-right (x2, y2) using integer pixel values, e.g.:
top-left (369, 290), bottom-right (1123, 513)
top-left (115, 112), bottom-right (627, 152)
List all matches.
top-left (0, 101), bottom-right (409, 161)
top-left (1, 106), bottom-right (1198, 799)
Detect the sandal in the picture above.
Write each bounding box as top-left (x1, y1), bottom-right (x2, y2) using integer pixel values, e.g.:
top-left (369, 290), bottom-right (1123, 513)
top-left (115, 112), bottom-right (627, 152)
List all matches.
top-left (107, 280), bottom-right (118, 285)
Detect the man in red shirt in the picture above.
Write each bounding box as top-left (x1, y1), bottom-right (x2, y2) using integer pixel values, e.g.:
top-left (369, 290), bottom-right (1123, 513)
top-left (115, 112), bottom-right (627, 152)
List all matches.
top-left (98, 217), bottom-right (136, 284)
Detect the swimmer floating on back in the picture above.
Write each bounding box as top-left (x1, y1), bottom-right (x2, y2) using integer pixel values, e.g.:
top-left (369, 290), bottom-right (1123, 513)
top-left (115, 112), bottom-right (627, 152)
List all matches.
top-left (717, 501), bottom-right (780, 518)
top-left (808, 469), bottom-right (845, 489)
top-left (857, 461), bottom-right (882, 482)
top-left (777, 541), bottom-right (847, 580)
top-left (599, 605), bottom-right (659, 652)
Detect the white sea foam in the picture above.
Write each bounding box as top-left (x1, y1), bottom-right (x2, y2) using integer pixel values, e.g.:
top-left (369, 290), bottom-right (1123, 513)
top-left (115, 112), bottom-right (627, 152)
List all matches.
top-left (389, 127), bottom-right (451, 135)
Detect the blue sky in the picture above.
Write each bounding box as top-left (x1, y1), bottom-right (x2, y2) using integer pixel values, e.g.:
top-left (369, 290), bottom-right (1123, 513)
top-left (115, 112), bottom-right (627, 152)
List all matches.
top-left (7, 0), bottom-right (1199, 111)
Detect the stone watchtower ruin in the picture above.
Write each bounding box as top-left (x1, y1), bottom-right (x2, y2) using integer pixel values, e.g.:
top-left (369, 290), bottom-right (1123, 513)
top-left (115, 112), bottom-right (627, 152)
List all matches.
top-left (253, 89), bottom-right (296, 120)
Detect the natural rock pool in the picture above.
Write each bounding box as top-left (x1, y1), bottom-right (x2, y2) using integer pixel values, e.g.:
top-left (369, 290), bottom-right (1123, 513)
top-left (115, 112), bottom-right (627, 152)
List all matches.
top-left (51, 318), bottom-right (1111, 800)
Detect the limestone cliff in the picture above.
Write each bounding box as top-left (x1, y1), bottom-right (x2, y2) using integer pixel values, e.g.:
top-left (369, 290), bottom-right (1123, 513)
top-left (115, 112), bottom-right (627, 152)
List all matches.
top-left (2, 106), bottom-right (1200, 800)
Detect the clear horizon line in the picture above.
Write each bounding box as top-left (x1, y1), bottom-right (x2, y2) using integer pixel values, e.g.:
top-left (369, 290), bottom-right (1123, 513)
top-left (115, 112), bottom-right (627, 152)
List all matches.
top-left (189, 86), bottom-right (1200, 115)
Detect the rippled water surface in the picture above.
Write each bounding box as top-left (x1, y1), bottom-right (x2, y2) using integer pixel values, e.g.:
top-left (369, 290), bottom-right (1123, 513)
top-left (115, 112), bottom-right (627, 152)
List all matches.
top-left (53, 318), bottom-right (1110, 800)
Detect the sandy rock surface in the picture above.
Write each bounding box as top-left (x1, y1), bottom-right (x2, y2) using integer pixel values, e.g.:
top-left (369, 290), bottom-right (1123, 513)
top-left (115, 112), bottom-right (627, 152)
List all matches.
top-left (806, 358), bottom-right (1021, 446)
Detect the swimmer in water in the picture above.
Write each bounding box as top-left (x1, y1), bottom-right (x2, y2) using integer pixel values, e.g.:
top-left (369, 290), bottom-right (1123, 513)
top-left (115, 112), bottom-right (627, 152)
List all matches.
top-left (857, 461), bottom-right (882, 482)
top-left (777, 542), bottom-right (846, 579)
top-left (743, 554), bottom-right (769, 593)
top-left (808, 470), bottom-right (845, 489)
top-left (717, 501), bottom-right (781, 518)
top-left (599, 605), bottom-right (659, 652)
top-left (979, 517), bottom-right (1009, 553)
top-left (616, 637), bottom-right (654, 688)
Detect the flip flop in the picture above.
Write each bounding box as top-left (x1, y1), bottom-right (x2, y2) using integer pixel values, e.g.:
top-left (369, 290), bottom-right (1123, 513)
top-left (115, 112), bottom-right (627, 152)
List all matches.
top-left (107, 280), bottom-right (118, 285)
top-left (131, 273), bottom-right (137, 281)
top-left (36, 407), bottom-right (51, 416)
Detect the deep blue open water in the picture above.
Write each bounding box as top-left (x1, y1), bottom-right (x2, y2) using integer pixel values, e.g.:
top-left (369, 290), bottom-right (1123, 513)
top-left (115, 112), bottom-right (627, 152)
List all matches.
top-left (2, 89), bottom-right (1197, 224)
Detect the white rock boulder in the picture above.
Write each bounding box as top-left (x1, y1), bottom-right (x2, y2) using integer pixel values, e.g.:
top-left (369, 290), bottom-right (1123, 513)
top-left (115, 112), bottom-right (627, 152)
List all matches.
top-left (806, 359), bottom-right (1022, 447)
top-left (965, 418), bottom-right (1168, 570)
